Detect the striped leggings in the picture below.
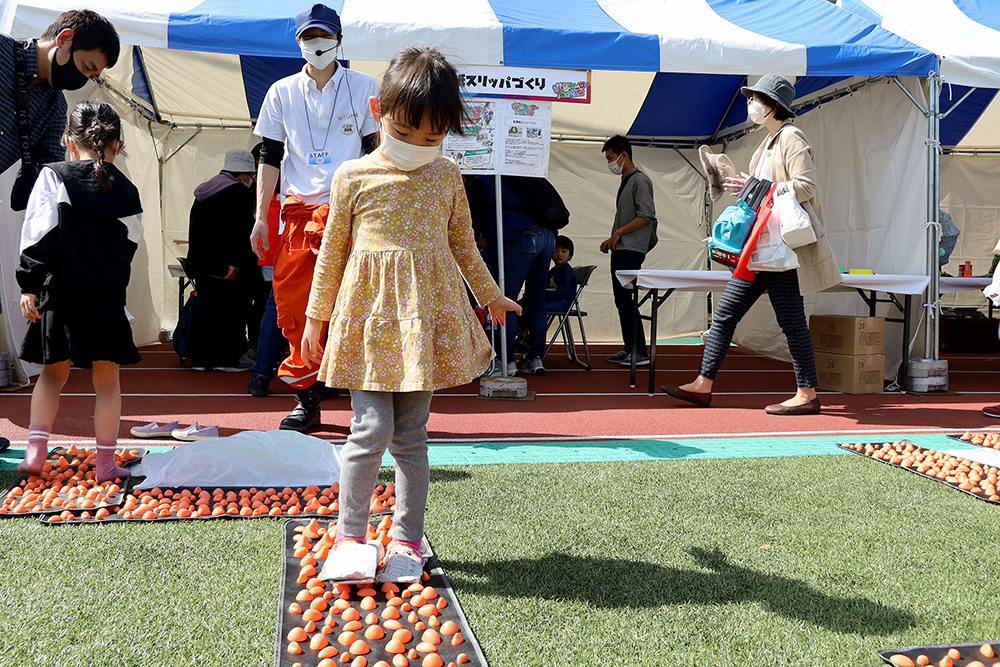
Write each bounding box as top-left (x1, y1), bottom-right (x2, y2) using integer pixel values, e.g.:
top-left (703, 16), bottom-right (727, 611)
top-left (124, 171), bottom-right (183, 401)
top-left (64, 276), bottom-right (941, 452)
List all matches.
top-left (699, 269), bottom-right (818, 388)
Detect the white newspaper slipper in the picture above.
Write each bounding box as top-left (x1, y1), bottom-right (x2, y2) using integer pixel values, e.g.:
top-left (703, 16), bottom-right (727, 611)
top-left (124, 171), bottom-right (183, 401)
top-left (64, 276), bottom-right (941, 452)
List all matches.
top-left (319, 541), bottom-right (382, 585)
top-left (375, 542), bottom-right (424, 584)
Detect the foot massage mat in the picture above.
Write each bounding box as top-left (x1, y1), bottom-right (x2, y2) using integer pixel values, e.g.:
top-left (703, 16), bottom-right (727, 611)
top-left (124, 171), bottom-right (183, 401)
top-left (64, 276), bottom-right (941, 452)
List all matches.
top-left (38, 482), bottom-right (396, 525)
top-left (878, 639), bottom-right (1000, 666)
top-left (0, 445), bottom-right (145, 519)
top-left (275, 517), bottom-right (488, 667)
top-left (838, 441), bottom-right (1000, 504)
top-left (949, 432), bottom-right (1000, 450)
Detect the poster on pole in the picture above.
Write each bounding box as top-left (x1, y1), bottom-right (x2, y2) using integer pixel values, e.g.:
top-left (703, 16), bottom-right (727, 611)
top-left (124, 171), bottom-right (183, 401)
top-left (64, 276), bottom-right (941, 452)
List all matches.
top-left (445, 98), bottom-right (552, 177)
top-left (444, 66), bottom-right (588, 177)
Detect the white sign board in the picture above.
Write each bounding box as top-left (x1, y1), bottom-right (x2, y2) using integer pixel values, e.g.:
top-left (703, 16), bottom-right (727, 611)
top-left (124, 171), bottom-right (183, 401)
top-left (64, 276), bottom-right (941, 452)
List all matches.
top-left (445, 97), bottom-right (552, 177)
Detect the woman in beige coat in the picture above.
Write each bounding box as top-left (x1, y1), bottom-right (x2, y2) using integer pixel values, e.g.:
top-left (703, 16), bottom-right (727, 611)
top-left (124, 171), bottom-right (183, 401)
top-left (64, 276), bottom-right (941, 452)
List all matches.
top-left (662, 74), bottom-right (841, 415)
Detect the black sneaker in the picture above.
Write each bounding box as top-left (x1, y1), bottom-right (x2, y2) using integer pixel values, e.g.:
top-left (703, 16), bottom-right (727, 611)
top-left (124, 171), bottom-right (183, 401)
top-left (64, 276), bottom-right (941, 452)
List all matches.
top-left (280, 385), bottom-right (321, 432)
top-left (248, 375), bottom-right (270, 398)
top-left (618, 353), bottom-right (650, 367)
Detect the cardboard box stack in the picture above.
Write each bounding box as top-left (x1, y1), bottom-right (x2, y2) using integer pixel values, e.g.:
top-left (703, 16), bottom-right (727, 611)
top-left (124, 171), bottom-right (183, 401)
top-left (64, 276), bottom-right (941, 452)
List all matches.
top-left (809, 315), bottom-right (885, 394)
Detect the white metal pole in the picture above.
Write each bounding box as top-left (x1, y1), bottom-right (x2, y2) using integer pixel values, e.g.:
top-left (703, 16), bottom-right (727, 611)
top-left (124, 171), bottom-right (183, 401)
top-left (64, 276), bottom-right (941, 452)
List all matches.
top-left (494, 175), bottom-right (508, 377)
top-left (924, 70), bottom-right (941, 361)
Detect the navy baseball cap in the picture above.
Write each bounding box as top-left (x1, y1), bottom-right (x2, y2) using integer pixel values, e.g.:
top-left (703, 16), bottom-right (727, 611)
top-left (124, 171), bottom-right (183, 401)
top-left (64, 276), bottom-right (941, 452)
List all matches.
top-left (295, 4), bottom-right (342, 38)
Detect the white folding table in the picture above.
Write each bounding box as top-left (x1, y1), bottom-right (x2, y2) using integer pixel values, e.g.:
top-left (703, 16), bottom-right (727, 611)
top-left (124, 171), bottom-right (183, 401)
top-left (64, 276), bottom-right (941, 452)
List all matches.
top-left (615, 270), bottom-right (931, 394)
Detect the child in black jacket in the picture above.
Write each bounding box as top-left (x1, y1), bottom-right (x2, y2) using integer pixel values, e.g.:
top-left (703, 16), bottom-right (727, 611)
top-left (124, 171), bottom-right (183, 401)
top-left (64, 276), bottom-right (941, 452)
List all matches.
top-left (17, 100), bottom-right (142, 481)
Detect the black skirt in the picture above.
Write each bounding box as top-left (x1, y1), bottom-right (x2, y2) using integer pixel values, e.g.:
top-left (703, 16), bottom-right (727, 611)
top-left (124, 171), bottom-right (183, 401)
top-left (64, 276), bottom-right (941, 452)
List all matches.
top-left (20, 291), bottom-right (141, 368)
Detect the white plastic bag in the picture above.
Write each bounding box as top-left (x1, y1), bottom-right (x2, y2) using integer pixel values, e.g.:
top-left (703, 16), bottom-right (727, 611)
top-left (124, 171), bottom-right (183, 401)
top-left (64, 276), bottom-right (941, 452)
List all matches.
top-left (747, 207), bottom-right (799, 272)
top-left (984, 258), bottom-right (1000, 306)
top-left (135, 430), bottom-right (341, 488)
top-left (772, 190), bottom-right (817, 249)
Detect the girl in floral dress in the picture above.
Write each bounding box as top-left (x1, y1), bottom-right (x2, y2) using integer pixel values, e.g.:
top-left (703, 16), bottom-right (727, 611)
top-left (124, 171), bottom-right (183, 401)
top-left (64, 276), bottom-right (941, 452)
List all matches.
top-left (300, 47), bottom-right (519, 582)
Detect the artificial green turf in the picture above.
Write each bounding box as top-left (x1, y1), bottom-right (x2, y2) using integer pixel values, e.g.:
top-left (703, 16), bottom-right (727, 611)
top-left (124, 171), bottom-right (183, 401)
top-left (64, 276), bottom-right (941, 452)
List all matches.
top-left (1, 455), bottom-right (999, 667)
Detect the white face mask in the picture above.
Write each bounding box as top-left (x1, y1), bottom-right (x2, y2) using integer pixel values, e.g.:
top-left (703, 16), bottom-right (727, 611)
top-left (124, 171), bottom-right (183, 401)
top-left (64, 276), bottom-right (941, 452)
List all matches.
top-left (380, 132), bottom-right (441, 171)
top-left (299, 36), bottom-right (339, 70)
top-left (747, 99), bottom-right (772, 125)
top-left (607, 153), bottom-right (625, 176)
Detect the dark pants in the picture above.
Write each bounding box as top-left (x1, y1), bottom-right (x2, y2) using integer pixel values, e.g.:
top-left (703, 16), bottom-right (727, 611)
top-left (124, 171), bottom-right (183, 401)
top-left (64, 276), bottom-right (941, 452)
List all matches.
top-left (251, 287), bottom-right (286, 381)
top-left (246, 275), bottom-right (271, 347)
top-left (189, 275), bottom-right (246, 367)
top-left (493, 226), bottom-right (556, 360)
top-left (700, 269), bottom-right (818, 388)
top-left (610, 249), bottom-right (647, 355)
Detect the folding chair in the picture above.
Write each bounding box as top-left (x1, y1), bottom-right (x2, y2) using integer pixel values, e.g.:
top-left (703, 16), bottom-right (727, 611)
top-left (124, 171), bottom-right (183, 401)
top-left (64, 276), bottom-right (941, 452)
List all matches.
top-left (541, 265), bottom-right (596, 370)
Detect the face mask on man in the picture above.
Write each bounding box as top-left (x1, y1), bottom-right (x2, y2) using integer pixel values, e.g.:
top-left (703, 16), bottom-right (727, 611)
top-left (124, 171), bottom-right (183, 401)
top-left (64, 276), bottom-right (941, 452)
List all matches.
top-left (747, 99), bottom-right (772, 125)
top-left (299, 36), bottom-right (340, 70)
top-left (379, 133), bottom-right (441, 171)
top-left (607, 153), bottom-right (625, 176)
top-left (50, 44), bottom-right (89, 91)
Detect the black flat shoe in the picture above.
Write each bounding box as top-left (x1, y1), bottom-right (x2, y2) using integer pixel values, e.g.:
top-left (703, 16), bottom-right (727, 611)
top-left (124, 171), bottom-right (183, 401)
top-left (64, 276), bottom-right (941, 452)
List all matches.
top-left (660, 384), bottom-right (712, 408)
top-left (764, 397), bottom-right (821, 415)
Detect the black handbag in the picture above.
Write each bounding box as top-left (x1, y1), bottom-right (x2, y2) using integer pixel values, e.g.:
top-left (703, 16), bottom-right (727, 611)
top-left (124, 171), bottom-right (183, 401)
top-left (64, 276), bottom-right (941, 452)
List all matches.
top-left (10, 41), bottom-right (40, 212)
top-left (172, 292), bottom-right (197, 360)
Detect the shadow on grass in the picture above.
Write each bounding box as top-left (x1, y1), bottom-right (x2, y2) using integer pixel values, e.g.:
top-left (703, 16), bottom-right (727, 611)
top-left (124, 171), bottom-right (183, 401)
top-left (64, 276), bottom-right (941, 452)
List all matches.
top-left (441, 546), bottom-right (915, 635)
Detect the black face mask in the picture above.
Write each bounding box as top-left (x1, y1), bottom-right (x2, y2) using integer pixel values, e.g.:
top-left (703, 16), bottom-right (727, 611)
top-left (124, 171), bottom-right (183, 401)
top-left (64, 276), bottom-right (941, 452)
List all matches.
top-left (50, 44), bottom-right (89, 91)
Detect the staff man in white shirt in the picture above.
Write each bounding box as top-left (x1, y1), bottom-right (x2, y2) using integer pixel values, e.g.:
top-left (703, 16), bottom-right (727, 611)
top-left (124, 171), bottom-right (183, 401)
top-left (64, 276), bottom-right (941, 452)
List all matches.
top-left (250, 3), bottom-right (378, 432)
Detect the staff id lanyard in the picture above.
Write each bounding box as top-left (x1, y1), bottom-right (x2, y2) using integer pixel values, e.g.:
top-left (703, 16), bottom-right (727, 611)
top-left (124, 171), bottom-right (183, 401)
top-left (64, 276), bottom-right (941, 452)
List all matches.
top-left (303, 80), bottom-right (341, 165)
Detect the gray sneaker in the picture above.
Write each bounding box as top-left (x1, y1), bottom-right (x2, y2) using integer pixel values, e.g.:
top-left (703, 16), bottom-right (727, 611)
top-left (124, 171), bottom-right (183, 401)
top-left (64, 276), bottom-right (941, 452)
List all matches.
top-left (618, 353), bottom-right (650, 367)
top-left (606, 350), bottom-right (629, 364)
top-left (521, 357), bottom-right (545, 375)
top-left (488, 361), bottom-right (518, 377)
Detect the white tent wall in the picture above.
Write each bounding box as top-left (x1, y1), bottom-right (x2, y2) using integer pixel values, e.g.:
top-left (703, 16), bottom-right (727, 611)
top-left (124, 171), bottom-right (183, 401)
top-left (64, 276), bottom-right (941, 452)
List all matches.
top-left (548, 142), bottom-right (708, 343)
top-left (711, 77), bottom-right (929, 376)
top-left (940, 154), bottom-right (1000, 307)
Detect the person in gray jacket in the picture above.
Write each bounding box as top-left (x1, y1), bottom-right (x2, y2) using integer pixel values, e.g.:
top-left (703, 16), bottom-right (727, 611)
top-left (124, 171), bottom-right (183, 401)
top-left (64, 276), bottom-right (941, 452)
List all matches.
top-left (601, 135), bottom-right (658, 366)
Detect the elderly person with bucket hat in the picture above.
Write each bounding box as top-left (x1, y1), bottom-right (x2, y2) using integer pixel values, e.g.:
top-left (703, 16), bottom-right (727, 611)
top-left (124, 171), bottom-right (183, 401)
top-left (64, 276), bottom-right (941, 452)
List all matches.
top-left (661, 74), bottom-right (841, 416)
top-left (185, 148), bottom-right (262, 372)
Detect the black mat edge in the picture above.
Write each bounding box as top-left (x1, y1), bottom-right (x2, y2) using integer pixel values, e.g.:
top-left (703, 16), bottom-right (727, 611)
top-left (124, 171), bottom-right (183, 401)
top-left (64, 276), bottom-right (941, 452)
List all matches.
top-left (876, 639), bottom-right (1000, 665)
top-left (275, 518), bottom-right (489, 667)
top-left (0, 446), bottom-right (146, 517)
top-left (837, 442), bottom-right (1000, 505)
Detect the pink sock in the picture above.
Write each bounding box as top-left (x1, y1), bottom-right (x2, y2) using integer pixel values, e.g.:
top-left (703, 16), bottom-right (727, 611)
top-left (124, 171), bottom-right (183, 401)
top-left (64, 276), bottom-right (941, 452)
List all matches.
top-left (335, 530), bottom-right (366, 548)
top-left (18, 424), bottom-right (50, 474)
top-left (390, 538), bottom-right (422, 559)
top-left (95, 439), bottom-right (130, 483)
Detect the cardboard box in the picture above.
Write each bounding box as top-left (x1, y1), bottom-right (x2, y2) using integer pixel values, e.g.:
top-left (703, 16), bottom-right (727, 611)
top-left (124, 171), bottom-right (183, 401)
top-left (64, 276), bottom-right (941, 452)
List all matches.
top-left (810, 315), bottom-right (885, 355)
top-left (815, 352), bottom-right (884, 394)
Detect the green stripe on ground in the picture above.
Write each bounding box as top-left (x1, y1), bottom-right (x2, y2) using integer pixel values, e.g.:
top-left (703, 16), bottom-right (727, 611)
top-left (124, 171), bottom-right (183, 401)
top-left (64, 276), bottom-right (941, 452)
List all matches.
top-left (2, 434), bottom-right (980, 471)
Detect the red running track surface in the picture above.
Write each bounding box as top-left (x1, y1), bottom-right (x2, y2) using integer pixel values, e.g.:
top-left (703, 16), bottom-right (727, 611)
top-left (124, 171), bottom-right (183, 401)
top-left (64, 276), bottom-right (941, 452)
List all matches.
top-left (2, 342), bottom-right (999, 444)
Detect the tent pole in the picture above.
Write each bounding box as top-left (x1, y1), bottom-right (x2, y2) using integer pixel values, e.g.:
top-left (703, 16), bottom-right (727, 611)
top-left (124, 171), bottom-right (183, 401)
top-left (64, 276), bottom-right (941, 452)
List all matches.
top-left (924, 70), bottom-right (942, 362)
top-left (495, 176), bottom-right (507, 377)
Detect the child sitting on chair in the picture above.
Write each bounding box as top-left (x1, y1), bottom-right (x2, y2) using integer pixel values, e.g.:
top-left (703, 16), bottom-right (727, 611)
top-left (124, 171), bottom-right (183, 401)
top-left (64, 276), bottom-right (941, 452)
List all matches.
top-left (546, 235), bottom-right (577, 314)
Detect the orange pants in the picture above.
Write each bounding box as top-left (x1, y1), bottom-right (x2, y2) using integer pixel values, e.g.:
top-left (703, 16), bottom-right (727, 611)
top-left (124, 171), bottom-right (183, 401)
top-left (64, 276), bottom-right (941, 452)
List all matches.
top-left (273, 198), bottom-right (329, 389)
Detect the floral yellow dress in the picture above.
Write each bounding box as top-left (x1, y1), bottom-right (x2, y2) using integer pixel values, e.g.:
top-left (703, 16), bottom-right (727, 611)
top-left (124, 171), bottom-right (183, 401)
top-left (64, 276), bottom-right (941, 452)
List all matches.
top-left (305, 155), bottom-right (502, 392)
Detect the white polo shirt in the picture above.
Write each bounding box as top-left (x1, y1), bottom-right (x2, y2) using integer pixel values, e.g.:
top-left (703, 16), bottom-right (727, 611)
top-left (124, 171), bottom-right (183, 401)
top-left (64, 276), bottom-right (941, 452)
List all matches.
top-left (255, 64), bottom-right (378, 205)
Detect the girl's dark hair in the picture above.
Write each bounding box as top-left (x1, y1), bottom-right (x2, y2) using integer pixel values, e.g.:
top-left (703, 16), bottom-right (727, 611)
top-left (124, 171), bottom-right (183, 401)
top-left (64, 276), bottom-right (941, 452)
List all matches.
top-left (65, 100), bottom-right (124, 191)
top-left (378, 47), bottom-right (466, 135)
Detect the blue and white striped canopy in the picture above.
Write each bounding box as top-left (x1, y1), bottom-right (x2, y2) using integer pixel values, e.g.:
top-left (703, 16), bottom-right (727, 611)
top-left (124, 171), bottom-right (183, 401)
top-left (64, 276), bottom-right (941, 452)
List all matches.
top-left (6, 0), bottom-right (1000, 147)
top-left (4, 0), bottom-right (934, 74)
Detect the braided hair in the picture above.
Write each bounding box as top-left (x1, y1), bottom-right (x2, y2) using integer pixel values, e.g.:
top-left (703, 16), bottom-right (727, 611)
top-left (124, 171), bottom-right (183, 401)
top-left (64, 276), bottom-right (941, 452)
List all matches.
top-left (64, 100), bottom-right (124, 191)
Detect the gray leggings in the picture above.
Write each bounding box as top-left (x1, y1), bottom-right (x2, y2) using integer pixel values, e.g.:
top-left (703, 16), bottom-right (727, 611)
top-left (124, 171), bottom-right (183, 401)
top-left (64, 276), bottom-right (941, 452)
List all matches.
top-left (337, 389), bottom-right (433, 543)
